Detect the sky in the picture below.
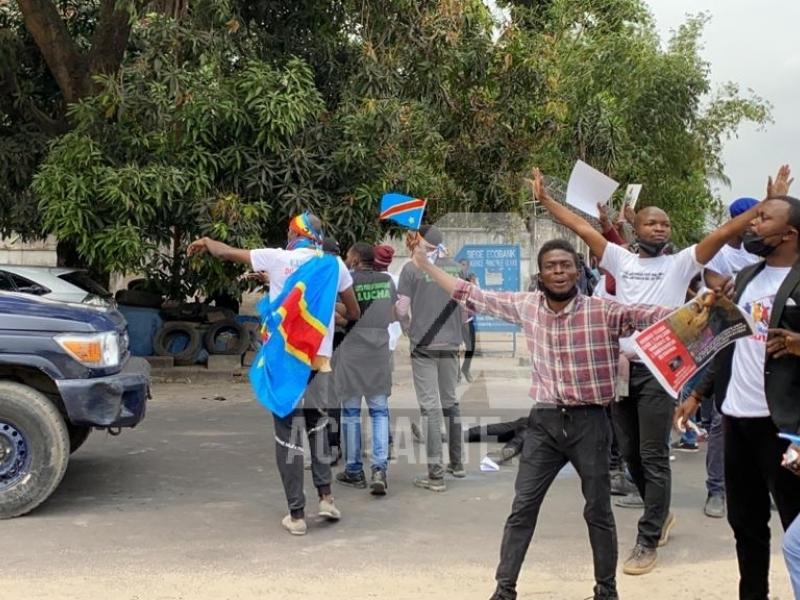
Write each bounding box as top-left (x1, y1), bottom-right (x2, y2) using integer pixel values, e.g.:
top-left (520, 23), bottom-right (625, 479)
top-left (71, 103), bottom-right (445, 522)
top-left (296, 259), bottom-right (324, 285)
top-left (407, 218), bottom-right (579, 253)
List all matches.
top-left (647, 0), bottom-right (800, 205)
top-left (487, 0), bottom-right (800, 207)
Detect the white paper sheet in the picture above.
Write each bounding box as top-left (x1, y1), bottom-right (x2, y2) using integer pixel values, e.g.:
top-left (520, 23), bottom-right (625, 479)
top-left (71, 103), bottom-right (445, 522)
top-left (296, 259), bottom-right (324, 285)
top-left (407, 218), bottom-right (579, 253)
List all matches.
top-left (624, 184), bottom-right (643, 210)
top-left (565, 160), bottom-right (619, 218)
top-left (480, 455), bottom-right (500, 472)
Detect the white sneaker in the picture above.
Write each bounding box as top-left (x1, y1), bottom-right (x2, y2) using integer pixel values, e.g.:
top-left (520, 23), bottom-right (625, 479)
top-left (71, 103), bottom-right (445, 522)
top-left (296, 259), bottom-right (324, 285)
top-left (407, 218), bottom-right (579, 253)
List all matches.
top-left (281, 514), bottom-right (307, 536)
top-left (318, 497), bottom-right (341, 521)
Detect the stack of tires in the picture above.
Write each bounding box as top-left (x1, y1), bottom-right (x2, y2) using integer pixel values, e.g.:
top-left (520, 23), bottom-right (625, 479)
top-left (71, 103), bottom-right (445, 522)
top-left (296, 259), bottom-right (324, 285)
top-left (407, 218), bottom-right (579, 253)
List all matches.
top-left (152, 311), bottom-right (252, 366)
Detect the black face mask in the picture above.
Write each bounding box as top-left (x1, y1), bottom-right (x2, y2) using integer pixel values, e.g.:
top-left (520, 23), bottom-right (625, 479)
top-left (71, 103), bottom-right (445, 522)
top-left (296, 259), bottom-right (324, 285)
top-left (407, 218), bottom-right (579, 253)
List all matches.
top-left (742, 231), bottom-right (780, 258)
top-left (636, 238), bottom-right (668, 257)
top-left (539, 281), bottom-right (579, 303)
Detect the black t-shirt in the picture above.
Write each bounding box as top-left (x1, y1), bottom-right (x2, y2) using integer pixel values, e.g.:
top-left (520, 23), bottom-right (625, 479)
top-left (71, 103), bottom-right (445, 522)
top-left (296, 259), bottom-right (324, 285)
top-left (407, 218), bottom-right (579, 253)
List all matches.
top-left (398, 257), bottom-right (464, 351)
top-left (335, 269), bottom-right (397, 397)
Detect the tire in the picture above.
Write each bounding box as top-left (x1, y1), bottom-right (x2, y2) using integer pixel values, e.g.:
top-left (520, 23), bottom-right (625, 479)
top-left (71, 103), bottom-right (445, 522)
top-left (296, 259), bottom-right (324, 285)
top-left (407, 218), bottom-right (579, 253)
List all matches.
top-left (115, 289), bottom-right (163, 309)
top-left (67, 423), bottom-right (91, 454)
top-left (0, 381), bottom-right (69, 519)
top-left (153, 321), bottom-right (202, 365)
top-left (203, 320), bottom-right (250, 355)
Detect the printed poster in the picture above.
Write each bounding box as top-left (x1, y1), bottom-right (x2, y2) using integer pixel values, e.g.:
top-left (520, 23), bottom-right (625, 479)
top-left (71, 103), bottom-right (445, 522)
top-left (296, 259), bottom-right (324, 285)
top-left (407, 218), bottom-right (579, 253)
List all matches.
top-left (633, 290), bottom-right (755, 398)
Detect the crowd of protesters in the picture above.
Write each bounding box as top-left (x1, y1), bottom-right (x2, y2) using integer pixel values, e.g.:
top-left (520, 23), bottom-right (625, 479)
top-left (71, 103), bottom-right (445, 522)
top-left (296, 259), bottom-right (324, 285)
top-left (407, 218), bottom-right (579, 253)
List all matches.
top-left (186, 163), bottom-right (800, 600)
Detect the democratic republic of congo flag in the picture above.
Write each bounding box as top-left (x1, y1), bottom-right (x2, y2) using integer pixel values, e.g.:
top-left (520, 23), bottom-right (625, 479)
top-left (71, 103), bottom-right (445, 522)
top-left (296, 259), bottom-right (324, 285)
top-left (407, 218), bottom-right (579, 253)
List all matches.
top-left (249, 253), bottom-right (339, 417)
top-left (380, 192), bottom-right (427, 229)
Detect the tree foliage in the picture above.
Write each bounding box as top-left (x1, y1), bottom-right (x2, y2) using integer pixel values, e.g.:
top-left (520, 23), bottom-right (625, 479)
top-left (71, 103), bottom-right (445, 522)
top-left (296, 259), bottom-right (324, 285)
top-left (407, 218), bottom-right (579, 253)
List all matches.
top-left (3, 0), bottom-right (772, 298)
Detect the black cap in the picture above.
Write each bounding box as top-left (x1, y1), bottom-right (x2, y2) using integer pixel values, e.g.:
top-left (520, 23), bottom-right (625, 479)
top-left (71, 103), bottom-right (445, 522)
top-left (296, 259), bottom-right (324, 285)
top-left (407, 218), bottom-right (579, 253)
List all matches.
top-left (419, 225), bottom-right (443, 247)
top-left (322, 237), bottom-right (341, 255)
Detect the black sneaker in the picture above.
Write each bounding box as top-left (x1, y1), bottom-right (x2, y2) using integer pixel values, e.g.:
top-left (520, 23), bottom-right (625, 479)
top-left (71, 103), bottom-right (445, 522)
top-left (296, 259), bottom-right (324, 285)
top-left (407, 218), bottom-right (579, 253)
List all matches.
top-left (370, 470), bottom-right (388, 496)
top-left (336, 470), bottom-right (367, 489)
top-left (489, 585), bottom-right (517, 600)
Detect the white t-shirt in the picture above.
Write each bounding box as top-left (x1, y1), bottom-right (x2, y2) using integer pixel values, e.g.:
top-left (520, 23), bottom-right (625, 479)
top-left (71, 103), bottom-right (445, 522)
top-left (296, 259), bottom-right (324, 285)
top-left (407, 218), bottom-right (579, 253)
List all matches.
top-left (386, 271), bottom-right (402, 352)
top-left (704, 243), bottom-right (760, 279)
top-left (722, 265), bottom-right (791, 418)
top-left (250, 248), bottom-right (353, 357)
top-left (600, 243), bottom-right (703, 355)
top-left (592, 274), bottom-right (614, 300)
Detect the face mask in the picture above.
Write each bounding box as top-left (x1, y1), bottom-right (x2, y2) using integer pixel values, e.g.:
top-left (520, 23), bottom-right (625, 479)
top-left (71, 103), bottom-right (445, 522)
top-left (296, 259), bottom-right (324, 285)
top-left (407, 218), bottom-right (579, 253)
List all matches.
top-left (742, 231), bottom-right (780, 258)
top-left (636, 238), bottom-right (668, 257)
top-left (539, 281), bottom-right (579, 303)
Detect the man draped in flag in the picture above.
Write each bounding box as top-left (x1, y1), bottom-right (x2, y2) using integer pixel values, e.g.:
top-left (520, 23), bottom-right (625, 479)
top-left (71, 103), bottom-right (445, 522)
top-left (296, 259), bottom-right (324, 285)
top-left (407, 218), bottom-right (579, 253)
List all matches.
top-left (187, 212), bottom-right (360, 536)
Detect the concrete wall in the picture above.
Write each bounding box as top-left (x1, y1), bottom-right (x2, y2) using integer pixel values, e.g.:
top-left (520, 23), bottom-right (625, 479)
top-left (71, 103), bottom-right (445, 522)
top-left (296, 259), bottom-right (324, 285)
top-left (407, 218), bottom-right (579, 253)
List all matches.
top-left (0, 236), bottom-right (58, 267)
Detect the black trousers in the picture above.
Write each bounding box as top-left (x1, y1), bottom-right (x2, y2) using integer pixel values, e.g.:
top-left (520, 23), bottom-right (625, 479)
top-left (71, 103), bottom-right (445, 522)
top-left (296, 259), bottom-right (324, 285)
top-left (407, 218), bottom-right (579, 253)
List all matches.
top-left (272, 371), bottom-right (333, 519)
top-left (612, 364), bottom-right (673, 548)
top-left (461, 319), bottom-right (476, 374)
top-left (724, 415), bottom-right (800, 600)
top-left (495, 405), bottom-right (617, 597)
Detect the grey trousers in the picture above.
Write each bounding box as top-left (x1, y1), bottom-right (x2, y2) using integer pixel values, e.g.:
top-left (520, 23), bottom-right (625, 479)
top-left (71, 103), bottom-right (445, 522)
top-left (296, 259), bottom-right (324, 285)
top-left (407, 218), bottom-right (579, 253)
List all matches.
top-left (411, 348), bottom-right (463, 479)
top-left (272, 371), bottom-right (332, 519)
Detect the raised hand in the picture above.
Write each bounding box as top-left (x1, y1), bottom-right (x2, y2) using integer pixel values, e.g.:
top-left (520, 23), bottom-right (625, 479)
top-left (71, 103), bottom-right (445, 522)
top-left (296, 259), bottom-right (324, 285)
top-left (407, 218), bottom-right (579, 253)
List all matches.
top-left (187, 237), bottom-right (209, 258)
top-left (623, 203), bottom-right (636, 225)
top-left (767, 164), bottom-right (794, 198)
top-left (524, 168), bottom-right (551, 205)
top-left (411, 244), bottom-right (429, 269)
top-left (597, 202), bottom-right (611, 232)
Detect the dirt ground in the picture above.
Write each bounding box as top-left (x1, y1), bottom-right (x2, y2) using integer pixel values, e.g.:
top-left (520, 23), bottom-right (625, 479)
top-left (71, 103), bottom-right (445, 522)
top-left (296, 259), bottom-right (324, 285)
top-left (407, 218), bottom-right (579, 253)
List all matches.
top-left (2, 372), bottom-right (794, 599)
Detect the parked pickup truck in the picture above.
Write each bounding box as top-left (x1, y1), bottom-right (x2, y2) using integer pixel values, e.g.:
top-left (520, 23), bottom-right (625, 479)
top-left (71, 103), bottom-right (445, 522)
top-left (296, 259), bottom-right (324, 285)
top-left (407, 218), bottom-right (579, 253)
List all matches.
top-left (0, 291), bottom-right (150, 518)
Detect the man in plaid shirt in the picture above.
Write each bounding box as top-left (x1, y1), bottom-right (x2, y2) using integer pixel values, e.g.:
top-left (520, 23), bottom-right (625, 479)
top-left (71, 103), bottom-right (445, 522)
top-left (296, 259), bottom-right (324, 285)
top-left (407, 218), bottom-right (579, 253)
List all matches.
top-left (410, 238), bottom-right (670, 600)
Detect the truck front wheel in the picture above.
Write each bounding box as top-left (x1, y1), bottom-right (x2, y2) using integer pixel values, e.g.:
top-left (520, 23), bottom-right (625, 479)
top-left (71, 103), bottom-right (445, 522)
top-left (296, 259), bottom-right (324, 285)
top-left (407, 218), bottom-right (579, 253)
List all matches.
top-left (0, 382), bottom-right (69, 519)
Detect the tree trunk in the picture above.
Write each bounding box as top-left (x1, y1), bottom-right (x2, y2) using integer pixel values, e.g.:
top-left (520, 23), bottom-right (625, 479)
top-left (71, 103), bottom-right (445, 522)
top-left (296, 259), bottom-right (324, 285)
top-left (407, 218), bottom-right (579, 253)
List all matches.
top-left (149, 0), bottom-right (189, 20)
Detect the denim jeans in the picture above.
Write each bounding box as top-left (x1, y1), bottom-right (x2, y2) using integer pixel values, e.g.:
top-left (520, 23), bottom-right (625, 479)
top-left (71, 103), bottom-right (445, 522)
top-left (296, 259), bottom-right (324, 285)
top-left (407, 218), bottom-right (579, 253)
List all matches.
top-left (784, 514), bottom-right (800, 598)
top-left (342, 394), bottom-right (389, 474)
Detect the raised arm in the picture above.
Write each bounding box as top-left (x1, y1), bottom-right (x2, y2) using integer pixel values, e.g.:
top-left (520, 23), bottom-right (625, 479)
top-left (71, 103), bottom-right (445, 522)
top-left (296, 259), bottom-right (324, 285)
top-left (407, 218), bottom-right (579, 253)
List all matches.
top-left (528, 168), bottom-right (608, 260)
top-left (187, 237), bottom-right (251, 264)
top-left (695, 165), bottom-right (793, 265)
top-left (411, 246), bottom-right (525, 325)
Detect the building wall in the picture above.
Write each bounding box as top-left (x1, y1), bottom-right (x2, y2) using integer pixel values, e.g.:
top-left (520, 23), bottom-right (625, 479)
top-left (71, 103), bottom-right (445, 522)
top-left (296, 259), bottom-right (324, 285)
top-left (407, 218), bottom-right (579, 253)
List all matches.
top-left (0, 236), bottom-right (58, 267)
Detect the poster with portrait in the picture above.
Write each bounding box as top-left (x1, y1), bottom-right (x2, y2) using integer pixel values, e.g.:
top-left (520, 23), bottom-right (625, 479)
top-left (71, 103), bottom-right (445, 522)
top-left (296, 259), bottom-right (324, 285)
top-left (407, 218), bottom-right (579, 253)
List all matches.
top-left (633, 290), bottom-right (755, 397)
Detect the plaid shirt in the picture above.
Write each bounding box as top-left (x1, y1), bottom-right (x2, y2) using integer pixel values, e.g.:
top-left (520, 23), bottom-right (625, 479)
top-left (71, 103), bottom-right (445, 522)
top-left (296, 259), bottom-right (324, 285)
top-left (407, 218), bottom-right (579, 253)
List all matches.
top-left (453, 281), bottom-right (670, 406)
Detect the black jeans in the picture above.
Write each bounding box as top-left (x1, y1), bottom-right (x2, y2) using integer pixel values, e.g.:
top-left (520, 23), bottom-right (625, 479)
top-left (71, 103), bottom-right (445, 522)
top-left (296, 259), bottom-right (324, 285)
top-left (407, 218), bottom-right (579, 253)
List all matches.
top-left (612, 364), bottom-right (673, 548)
top-left (494, 405), bottom-right (617, 597)
top-left (724, 416), bottom-right (800, 600)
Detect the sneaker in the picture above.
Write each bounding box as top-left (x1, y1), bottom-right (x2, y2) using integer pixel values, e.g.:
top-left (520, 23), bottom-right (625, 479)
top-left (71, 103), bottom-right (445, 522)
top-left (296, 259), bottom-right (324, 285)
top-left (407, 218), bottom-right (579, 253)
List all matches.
top-left (704, 494), bottom-right (726, 519)
top-left (370, 470), bottom-right (388, 496)
top-left (610, 471), bottom-right (637, 496)
top-left (336, 470), bottom-right (367, 489)
top-left (658, 512), bottom-right (676, 547)
top-left (622, 543), bottom-right (657, 575)
top-left (447, 463), bottom-right (466, 478)
top-left (413, 475), bottom-right (446, 492)
top-left (592, 584), bottom-right (619, 599)
top-left (587, 583), bottom-right (619, 600)
top-left (281, 514), bottom-right (307, 536)
top-left (318, 497), bottom-right (341, 521)
top-left (614, 492), bottom-right (644, 509)
top-left (489, 586), bottom-right (517, 600)
top-left (671, 440), bottom-right (699, 452)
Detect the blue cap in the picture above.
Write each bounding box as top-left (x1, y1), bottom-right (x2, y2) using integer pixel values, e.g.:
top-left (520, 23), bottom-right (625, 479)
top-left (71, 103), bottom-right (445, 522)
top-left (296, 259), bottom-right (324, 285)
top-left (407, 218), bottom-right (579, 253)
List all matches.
top-left (729, 197), bottom-right (758, 218)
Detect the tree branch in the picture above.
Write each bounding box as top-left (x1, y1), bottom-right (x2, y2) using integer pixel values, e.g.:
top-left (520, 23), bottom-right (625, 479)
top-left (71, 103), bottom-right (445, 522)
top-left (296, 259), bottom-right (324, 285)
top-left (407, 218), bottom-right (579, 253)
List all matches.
top-left (87, 0), bottom-right (136, 78)
top-left (17, 0), bottom-right (87, 103)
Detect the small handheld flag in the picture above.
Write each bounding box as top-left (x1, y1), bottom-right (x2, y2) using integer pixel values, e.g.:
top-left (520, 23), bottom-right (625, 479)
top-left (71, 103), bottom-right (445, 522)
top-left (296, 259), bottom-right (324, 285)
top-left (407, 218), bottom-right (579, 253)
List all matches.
top-left (380, 193), bottom-right (427, 229)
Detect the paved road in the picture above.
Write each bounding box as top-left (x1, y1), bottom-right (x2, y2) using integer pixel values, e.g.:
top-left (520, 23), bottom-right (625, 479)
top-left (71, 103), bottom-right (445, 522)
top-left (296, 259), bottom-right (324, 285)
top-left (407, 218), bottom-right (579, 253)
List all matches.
top-left (1, 369), bottom-right (793, 599)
